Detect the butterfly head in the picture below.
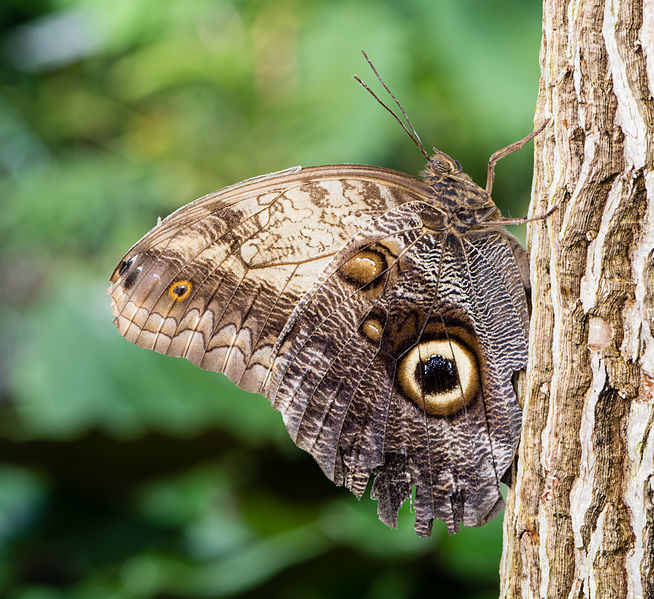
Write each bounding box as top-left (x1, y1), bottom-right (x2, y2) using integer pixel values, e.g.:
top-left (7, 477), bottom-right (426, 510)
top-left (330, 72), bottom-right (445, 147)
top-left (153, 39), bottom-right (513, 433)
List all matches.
top-left (423, 149), bottom-right (465, 179)
top-left (421, 149), bottom-right (501, 232)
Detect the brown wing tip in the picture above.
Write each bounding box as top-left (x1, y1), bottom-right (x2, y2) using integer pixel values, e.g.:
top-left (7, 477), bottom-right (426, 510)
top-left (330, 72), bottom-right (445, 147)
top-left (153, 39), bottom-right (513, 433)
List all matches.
top-left (110, 259), bottom-right (129, 283)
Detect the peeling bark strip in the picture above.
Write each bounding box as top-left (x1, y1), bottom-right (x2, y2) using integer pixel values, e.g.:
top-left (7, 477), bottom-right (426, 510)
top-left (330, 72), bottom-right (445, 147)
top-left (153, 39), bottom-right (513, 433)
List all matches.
top-left (500, 0), bottom-right (654, 598)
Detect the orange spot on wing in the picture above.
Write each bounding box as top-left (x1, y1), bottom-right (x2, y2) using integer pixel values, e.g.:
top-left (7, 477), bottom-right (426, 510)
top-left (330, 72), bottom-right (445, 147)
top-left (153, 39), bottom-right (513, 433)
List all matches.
top-left (169, 280), bottom-right (192, 301)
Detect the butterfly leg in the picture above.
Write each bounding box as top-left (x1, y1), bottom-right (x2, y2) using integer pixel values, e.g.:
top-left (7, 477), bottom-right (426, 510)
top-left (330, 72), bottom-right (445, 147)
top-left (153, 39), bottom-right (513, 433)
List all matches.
top-left (493, 200), bottom-right (561, 226)
top-left (485, 119), bottom-right (550, 198)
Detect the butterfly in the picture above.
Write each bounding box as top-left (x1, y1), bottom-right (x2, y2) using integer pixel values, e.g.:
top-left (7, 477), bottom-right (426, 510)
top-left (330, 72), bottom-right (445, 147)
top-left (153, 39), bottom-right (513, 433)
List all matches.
top-left (108, 55), bottom-right (550, 536)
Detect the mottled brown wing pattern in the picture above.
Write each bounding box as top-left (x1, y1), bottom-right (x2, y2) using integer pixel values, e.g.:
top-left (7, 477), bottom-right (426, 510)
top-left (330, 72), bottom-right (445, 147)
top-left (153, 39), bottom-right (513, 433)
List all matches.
top-left (266, 205), bottom-right (527, 534)
top-left (109, 163), bottom-right (529, 536)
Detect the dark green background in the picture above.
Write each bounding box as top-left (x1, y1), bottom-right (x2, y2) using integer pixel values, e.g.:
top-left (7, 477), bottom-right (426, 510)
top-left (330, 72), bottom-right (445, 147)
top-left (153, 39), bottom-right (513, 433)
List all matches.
top-left (0, 1), bottom-right (542, 597)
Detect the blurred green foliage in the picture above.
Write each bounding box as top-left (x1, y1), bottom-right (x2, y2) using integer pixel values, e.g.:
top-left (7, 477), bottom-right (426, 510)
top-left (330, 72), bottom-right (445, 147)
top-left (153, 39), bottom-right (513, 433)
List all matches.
top-left (0, 0), bottom-right (541, 597)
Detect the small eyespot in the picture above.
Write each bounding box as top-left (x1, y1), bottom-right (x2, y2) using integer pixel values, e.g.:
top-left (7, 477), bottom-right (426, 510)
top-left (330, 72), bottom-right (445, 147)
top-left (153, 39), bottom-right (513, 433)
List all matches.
top-left (118, 259), bottom-right (132, 275)
top-left (168, 280), bottom-right (192, 301)
top-left (362, 318), bottom-right (383, 343)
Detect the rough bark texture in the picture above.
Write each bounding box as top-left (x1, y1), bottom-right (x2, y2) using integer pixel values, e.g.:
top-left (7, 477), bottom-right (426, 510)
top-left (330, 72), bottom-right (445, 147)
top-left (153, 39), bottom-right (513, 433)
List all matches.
top-left (500, 0), bottom-right (654, 597)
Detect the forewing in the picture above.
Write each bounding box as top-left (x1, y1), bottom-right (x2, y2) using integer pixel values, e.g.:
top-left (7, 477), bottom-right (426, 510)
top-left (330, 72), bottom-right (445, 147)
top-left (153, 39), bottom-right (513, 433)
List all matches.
top-left (108, 165), bottom-right (430, 395)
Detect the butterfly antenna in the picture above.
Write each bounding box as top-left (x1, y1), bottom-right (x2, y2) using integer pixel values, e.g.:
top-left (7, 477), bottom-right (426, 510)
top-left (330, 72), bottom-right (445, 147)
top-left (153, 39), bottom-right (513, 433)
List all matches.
top-left (361, 51), bottom-right (426, 152)
top-left (354, 53), bottom-right (430, 162)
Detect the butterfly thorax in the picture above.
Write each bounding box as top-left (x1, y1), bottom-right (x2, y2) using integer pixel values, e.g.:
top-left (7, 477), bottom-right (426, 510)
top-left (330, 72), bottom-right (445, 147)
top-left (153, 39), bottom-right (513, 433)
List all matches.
top-left (422, 150), bottom-right (500, 234)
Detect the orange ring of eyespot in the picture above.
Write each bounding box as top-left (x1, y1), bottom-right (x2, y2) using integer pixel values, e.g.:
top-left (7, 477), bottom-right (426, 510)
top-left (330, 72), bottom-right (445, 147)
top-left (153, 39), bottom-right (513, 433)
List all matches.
top-left (168, 280), bottom-right (192, 301)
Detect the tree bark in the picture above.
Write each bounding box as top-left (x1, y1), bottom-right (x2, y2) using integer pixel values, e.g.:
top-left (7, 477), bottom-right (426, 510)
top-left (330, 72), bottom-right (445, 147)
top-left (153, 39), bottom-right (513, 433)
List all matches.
top-left (499, 0), bottom-right (654, 597)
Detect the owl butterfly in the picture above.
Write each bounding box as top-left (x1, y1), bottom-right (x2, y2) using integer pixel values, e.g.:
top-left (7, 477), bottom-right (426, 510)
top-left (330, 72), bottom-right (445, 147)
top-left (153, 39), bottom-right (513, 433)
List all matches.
top-left (108, 59), bottom-right (549, 536)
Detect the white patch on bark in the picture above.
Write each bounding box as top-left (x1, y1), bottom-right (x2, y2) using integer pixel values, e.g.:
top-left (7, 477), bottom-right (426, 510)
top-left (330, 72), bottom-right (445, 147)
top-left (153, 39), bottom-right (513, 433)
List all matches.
top-left (536, 227), bottom-right (563, 597)
top-left (641, 0), bottom-right (654, 93)
top-left (580, 176), bottom-right (624, 311)
top-left (553, 131), bottom-right (598, 245)
top-left (567, 0), bottom-right (584, 107)
top-left (624, 386), bottom-right (653, 599)
top-left (621, 172), bottom-right (654, 375)
top-left (539, 499), bottom-right (552, 598)
top-left (603, 0), bottom-right (647, 169)
top-left (569, 353), bottom-right (604, 583)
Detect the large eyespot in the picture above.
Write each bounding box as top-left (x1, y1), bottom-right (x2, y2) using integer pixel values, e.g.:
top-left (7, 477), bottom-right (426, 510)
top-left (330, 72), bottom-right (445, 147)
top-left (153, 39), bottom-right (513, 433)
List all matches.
top-left (168, 280), bottom-right (192, 301)
top-left (397, 338), bottom-right (479, 416)
top-left (339, 249), bottom-right (385, 286)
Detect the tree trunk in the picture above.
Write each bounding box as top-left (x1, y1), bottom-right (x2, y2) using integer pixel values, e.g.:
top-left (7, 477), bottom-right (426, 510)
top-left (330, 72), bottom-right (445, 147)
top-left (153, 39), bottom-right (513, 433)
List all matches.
top-left (499, 0), bottom-right (654, 597)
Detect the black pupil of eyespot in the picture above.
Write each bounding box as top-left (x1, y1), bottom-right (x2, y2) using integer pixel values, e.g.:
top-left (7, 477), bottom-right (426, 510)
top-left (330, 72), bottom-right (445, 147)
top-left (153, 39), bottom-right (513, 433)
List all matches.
top-left (420, 354), bottom-right (458, 393)
top-left (173, 285), bottom-right (187, 296)
top-left (119, 260), bottom-right (131, 275)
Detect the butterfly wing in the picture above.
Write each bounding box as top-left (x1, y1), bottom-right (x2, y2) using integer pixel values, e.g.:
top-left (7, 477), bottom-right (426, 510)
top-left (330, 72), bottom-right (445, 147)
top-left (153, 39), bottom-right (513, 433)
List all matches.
top-left (109, 165), bottom-right (431, 394)
top-left (108, 164), bottom-right (528, 535)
